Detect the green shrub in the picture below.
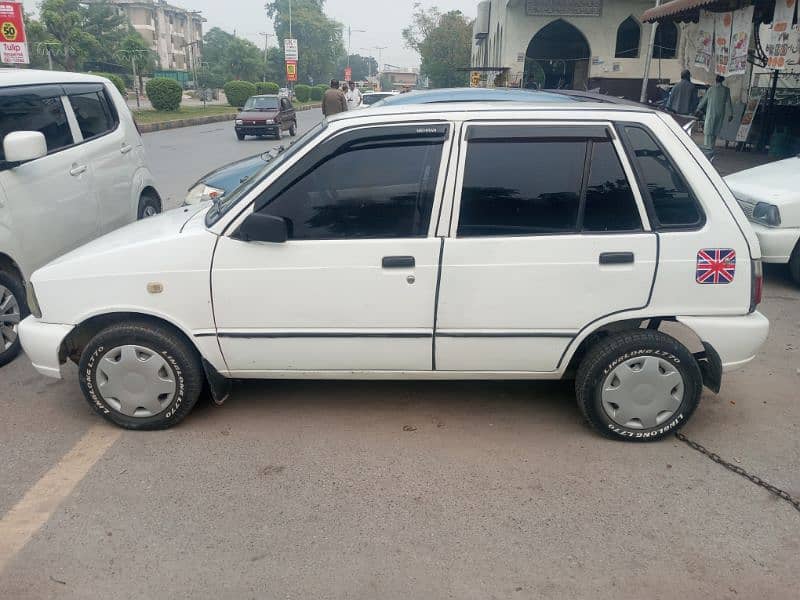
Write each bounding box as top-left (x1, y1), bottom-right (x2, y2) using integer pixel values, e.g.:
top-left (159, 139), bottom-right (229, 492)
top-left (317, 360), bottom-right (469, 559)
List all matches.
top-left (309, 85), bottom-right (324, 101)
top-left (197, 71), bottom-right (225, 90)
top-left (90, 72), bottom-right (127, 96)
top-left (294, 84), bottom-right (311, 103)
top-left (224, 80), bottom-right (257, 108)
top-left (145, 78), bottom-right (182, 111)
top-left (255, 81), bottom-right (280, 95)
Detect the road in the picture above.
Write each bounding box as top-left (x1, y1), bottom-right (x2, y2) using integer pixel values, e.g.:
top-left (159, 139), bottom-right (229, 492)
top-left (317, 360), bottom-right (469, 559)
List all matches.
top-left (143, 108), bottom-right (323, 209)
top-left (1, 117), bottom-right (799, 599)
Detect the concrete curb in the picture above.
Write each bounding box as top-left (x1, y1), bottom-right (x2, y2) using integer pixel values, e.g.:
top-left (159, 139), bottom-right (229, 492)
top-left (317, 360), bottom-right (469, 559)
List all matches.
top-left (137, 103), bottom-right (322, 134)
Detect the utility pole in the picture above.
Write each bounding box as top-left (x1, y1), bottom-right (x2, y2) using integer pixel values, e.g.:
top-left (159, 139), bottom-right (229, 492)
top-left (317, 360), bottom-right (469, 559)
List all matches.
top-left (347, 26), bottom-right (365, 68)
top-left (289, 0), bottom-right (292, 37)
top-left (259, 32), bottom-right (274, 81)
top-left (374, 46), bottom-right (386, 73)
top-left (640, 0), bottom-right (662, 103)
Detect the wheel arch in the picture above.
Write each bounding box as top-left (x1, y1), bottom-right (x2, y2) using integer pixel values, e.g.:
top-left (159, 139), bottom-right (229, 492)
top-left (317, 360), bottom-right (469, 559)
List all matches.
top-left (139, 186), bottom-right (162, 209)
top-left (0, 252), bottom-right (24, 281)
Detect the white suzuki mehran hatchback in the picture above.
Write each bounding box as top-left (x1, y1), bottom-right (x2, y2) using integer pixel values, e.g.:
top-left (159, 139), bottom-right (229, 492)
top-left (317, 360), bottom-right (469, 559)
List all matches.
top-left (20, 100), bottom-right (769, 441)
top-left (1, 69), bottom-right (162, 367)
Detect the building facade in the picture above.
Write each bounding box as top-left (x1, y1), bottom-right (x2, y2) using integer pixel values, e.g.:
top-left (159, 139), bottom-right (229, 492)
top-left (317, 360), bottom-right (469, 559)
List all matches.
top-left (100, 0), bottom-right (205, 71)
top-left (472, 0), bottom-right (696, 99)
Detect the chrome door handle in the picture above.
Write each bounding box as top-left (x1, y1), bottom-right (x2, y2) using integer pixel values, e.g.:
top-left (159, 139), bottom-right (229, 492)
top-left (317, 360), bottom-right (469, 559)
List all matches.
top-left (69, 164), bottom-right (88, 177)
top-left (120, 143), bottom-right (133, 154)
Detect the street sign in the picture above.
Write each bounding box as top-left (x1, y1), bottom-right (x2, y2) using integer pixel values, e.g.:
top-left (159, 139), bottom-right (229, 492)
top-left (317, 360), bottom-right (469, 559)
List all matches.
top-left (286, 59), bottom-right (297, 82)
top-left (0, 1), bottom-right (29, 65)
top-left (284, 38), bottom-right (298, 61)
top-left (344, 66), bottom-right (352, 82)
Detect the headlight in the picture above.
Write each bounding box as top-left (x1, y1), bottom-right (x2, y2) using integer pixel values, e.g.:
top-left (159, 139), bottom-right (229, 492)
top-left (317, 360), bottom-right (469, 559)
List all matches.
top-left (235, 119), bottom-right (243, 125)
top-left (184, 183), bottom-right (225, 205)
top-left (26, 281), bottom-right (42, 319)
top-left (752, 202), bottom-right (781, 227)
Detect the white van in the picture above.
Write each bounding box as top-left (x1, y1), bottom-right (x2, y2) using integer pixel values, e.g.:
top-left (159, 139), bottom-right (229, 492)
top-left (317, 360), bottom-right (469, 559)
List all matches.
top-left (20, 101), bottom-right (769, 441)
top-left (0, 69), bottom-right (161, 366)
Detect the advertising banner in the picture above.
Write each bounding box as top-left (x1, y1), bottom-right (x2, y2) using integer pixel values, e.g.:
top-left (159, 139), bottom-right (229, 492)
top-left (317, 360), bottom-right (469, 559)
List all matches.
top-left (0, 1), bottom-right (29, 65)
top-left (736, 93), bottom-right (761, 143)
top-left (284, 38), bottom-right (298, 61)
top-left (285, 59), bottom-right (297, 82)
top-left (693, 10), bottom-right (714, 72)
top-left (714, 12), bottom-right (732, 76)
top-left (766, 0), bottom-right (798, 69)
top-left (344, 66), bottom-right (352, 82)
top-left (728, 6), bottom-right (754, 76)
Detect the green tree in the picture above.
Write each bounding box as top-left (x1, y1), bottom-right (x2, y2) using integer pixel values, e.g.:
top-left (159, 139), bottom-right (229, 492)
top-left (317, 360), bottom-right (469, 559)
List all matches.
top-left (335, 54), bottom-right (378, 82)
top-left (402, 3), bottom-right (472, 88)
top-left (117, 33), bottom-right (157, 96)
top-left (203, 27), bottom-right (265, 82)
top-left (266, 0), bottom-right (345, 84)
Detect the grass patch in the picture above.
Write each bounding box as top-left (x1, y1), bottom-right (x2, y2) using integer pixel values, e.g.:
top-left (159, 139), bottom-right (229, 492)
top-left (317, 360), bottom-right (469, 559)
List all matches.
top-left (132, 105), bottom-right (236, 125)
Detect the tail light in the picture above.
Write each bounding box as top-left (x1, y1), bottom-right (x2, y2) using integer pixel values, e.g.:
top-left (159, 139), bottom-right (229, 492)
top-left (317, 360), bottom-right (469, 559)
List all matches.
top-left (750, 259), bottom-right (763, 312)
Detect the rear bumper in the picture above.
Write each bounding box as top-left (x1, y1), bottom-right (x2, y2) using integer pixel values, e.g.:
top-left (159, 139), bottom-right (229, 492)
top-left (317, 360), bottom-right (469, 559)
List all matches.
top-left (748, 222), bottom-right (799, 263)
top-left (18, 317), bottom-right (73, 379)
top-left (677, 312), bottom-right (769, 372)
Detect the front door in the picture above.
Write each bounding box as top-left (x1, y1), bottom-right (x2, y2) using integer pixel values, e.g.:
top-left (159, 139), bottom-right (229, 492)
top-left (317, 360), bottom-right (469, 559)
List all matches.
top-left (212, 123), bottom-right (451, 374)
top-left (436, 122), bottom-right (657, 372)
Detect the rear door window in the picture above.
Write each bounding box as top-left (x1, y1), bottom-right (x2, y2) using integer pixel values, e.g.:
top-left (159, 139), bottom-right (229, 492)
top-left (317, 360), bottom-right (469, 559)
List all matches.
top-left (0, 89), bottom-right (73, 161)
top-left (583, 141), bottom-right (642, 232)
top-left (68, 90), bottom-right (117, 140)
top-left (621, 124), bottom-right (704, 229)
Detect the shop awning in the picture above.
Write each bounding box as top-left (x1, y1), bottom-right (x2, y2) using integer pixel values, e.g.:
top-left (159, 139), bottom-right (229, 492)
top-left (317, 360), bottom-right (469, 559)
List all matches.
top-left (642, 0), bottom-right (778, 23)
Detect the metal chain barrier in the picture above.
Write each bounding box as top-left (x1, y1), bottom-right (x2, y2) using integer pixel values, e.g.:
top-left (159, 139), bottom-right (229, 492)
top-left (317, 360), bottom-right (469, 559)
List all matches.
top-left (675, 432), bottom-right (800, 514)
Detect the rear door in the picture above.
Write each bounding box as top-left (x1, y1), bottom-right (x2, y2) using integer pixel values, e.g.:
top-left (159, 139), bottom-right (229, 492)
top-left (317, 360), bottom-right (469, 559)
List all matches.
top-left (64, 83), bottom-right (135, 234)
top-left (435, 122), bottom-right (657, 372)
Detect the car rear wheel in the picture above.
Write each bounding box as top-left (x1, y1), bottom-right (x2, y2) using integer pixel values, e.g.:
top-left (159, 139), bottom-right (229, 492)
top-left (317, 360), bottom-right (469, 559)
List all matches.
top-left (0, 270), bottom-right (28, 368)
top-left (137, 191), bottom-right (161, 220)
top-left (575, 330), bottom-right (702, 442)
top-left (789, 241), bottom-right (800, 285)
top-left (78, 322), bottom-right (204, 430)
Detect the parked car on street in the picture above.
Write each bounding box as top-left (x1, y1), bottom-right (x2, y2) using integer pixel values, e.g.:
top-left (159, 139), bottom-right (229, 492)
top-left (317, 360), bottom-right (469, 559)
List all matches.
top-left (725, 155), bottom-right (800, 284)
top-left (359, 91), bottom-right (399, 107)
top-left (20, 101), bottom-right (769, 440)
top-left (0, 69), bottom-right (162, 367)
top-left (234, 95), bottom-right (297, 140)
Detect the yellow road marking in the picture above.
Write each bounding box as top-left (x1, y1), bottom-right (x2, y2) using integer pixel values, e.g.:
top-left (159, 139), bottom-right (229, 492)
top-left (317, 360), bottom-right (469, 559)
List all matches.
top-left (0, 425), bottom-right (122, 573)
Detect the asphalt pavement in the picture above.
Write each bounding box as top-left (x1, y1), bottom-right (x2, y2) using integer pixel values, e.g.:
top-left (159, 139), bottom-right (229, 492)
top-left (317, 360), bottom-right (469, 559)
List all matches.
top-left (1, 114), bottom-right (798, 599)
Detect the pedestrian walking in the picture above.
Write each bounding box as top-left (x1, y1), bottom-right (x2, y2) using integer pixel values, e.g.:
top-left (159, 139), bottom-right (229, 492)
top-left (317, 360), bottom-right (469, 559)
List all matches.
top-left (346, 81), bottom-right (362, 110)
top-left (696, 75), bottom-right (733, 155)
top-left (322, 79), bottom-right (348, 117)
top-left (667, 69), bottom-right (699, 115)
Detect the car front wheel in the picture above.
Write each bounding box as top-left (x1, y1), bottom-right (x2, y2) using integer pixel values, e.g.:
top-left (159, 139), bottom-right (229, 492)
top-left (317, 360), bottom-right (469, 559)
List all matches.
top-left (0, 270), bottom-right (28, 368)
top-left (789, 241), bottom-right (800, 285)
top-left (78, 322), bottom-right (204, 430)
top-left (575, 330), bottom-right (702, 442)
top-left (289, 121), bottom-right (297, 136)
top-left (137, 191), bottom-right (161, 219)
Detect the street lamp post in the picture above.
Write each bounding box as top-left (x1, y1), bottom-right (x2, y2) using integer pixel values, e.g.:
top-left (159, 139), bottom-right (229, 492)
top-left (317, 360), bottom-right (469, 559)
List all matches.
top-left (259, 32), bottom-right (274, 81)
top-left (347, 26), bottom-right (366, 69)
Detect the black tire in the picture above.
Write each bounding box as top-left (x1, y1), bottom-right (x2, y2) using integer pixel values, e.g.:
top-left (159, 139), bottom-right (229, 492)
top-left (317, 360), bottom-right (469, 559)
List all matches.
top-left (289, 121), bottom-right (297, 136)
top-left (0, 270), bottom-right (28, 368)
top-left (789, 242), bottom-right (800, 285)
top-left (575, 330), bottom-right (702, 442)
top-left (236, 132), bottom-right (246, 141)
top-left (137, 191), bottom-right (161, 220)
top-left (78, 322), bottom-right (204, 430)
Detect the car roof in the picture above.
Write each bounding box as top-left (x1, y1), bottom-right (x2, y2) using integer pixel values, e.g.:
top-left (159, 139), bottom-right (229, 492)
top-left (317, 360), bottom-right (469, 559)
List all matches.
top-left (328, 100), bottom-right (655, 124)
top-left (375, 87), bottom-right (570, 106)
top-left (0, 68), bottom-right (110, 87)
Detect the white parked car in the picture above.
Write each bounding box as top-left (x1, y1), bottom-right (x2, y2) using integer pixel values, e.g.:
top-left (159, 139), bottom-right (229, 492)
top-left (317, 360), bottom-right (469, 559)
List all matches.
top-left (20, 101), bottom-right (769, 441)
top-left (0, 69), bottom-right (162, 366)
top-left (725, 155), bottom-right (800, 284)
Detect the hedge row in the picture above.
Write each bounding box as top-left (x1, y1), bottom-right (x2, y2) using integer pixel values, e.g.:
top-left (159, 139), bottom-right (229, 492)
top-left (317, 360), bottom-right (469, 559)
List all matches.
top-left (224, 81), bottom-right (257, 107)
top-left (255, 81), bottom-right (280, 95)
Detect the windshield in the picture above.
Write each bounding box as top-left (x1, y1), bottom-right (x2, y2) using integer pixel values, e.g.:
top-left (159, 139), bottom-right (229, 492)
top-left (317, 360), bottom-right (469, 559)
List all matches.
top-left (205, 121), bottom-right (326, 227)
top-left (362, 94), bottom-right (390, 105)
top-left (243, 96), bottom-right (279, 111)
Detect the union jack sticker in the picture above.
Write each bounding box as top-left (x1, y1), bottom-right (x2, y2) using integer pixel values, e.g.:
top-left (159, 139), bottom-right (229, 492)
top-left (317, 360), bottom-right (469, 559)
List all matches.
top-left (696, 248), bottom-right (736, 284)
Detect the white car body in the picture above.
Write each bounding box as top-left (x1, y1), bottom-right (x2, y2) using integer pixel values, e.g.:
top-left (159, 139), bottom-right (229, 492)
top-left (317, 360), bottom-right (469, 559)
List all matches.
top-left (725, 156), bottom-right (800, 266)
top-left (0, 69), bottom-right (160, 284)
top-left (19, 102), bottom-right (769, 436)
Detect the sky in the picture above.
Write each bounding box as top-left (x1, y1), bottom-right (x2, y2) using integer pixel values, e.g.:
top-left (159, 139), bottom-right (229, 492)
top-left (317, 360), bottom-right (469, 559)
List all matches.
top-left (22, 0), bottom-right (476, 69)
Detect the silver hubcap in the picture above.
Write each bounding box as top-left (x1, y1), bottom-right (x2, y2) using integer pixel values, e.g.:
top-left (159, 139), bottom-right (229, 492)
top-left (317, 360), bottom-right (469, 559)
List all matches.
top-left (0, 284), bottom-right (20, 352)
top-left (601, 356), bottom-right (684, 429)
top-left (143, 205), bottom-right (158, 218)
top-left (96, 345), bottom-right (177, 418)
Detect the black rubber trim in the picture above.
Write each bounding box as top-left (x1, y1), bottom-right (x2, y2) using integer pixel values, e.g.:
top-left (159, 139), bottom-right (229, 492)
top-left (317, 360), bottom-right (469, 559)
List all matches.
top-left (466, 124), bottom-right (610, 141)
top-left (382, 256), bottom-right (415, 269)
top-left (437, 332), bottom-right (576, 339)
top-left (599, 252), bottom-right (635, 265)
top-left (194, 333), bottom-right (217, 338)
top-left (432, 237), bottom-right (445, 370)
top-left (216, 332), bottom-right (433, 339)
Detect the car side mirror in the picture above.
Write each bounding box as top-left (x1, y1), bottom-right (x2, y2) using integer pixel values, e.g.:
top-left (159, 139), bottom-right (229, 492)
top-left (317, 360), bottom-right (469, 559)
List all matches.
top-left (236, 212), bottom-right (288, 243)
top-left (3, 131), bottom-right (47, 166)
